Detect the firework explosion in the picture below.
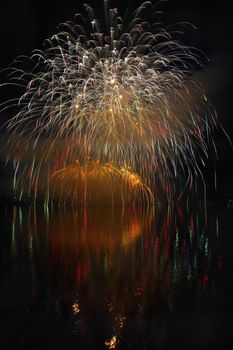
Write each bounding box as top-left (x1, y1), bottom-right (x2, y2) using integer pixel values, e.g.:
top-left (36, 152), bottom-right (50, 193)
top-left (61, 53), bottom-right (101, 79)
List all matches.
top-left (1, 0), bottom-right (216, 204)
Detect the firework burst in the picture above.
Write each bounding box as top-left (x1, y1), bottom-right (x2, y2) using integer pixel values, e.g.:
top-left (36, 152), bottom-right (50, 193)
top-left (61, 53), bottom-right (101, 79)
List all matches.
top-left (50, 160), bottom-right (153, 204)
top-left (1, 0), bottom-right (216, 204)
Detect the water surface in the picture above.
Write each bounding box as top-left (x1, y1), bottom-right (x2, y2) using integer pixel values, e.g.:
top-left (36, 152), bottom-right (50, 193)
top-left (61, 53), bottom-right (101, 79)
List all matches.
top-left (0, 203), bottom-right (233, 349)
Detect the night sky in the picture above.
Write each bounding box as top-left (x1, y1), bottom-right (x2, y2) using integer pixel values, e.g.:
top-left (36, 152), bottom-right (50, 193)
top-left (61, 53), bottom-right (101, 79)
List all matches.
top-left (0, 0), bottom-right (232, 201)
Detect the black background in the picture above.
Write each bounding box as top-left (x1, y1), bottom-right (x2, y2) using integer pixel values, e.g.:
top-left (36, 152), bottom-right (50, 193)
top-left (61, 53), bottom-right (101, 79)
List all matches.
top-left (0, 0), bottom-right (232, 201)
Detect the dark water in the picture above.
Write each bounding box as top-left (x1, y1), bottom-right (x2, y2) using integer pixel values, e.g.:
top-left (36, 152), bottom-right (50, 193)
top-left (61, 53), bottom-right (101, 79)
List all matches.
top-left (0, 203), bottom-right (233, 349)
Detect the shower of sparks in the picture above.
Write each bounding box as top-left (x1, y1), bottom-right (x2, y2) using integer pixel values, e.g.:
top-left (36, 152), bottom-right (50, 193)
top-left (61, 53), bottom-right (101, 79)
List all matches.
top-left (1, 0), bottom-right (217, 203)
top-left (51, 160), bottom-right (153, 204)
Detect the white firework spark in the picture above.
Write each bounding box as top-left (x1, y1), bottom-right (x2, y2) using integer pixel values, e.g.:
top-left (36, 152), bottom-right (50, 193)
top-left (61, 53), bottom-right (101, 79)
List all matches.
top-left (1, 0), bottom-right (217, 203)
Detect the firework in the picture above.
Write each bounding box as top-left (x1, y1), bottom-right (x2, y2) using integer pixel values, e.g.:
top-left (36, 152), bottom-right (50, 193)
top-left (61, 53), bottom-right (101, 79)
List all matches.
top-left (1, 0), bottom-right (216, 204)
top-left (51, 160), bottom-right (153, 204)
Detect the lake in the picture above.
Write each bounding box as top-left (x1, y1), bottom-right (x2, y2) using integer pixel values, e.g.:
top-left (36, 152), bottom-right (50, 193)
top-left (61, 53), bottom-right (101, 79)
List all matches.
top-left (0, 203), bottom-right (232, 349)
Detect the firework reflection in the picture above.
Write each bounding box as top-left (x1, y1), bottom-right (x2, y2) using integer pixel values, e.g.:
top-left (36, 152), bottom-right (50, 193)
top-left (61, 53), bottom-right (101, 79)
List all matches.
top-left (1, 203), bottom-right (227, 348)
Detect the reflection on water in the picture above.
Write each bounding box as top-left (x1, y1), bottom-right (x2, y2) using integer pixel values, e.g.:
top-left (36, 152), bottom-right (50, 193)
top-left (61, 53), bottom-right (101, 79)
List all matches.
top-left (0, 204), bottom-right (233, 349)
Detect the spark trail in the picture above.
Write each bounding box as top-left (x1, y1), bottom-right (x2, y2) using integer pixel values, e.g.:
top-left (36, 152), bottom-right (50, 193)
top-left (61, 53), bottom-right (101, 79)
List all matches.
top-left (1, 0), bottom-right (217, 204)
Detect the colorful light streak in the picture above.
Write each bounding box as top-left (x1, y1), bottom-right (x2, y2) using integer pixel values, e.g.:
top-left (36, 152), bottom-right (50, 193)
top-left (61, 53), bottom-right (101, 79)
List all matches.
top-left (1, 1), bottom-right (217, 203)
top-left (3, 203), bottom-right (226, 348)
